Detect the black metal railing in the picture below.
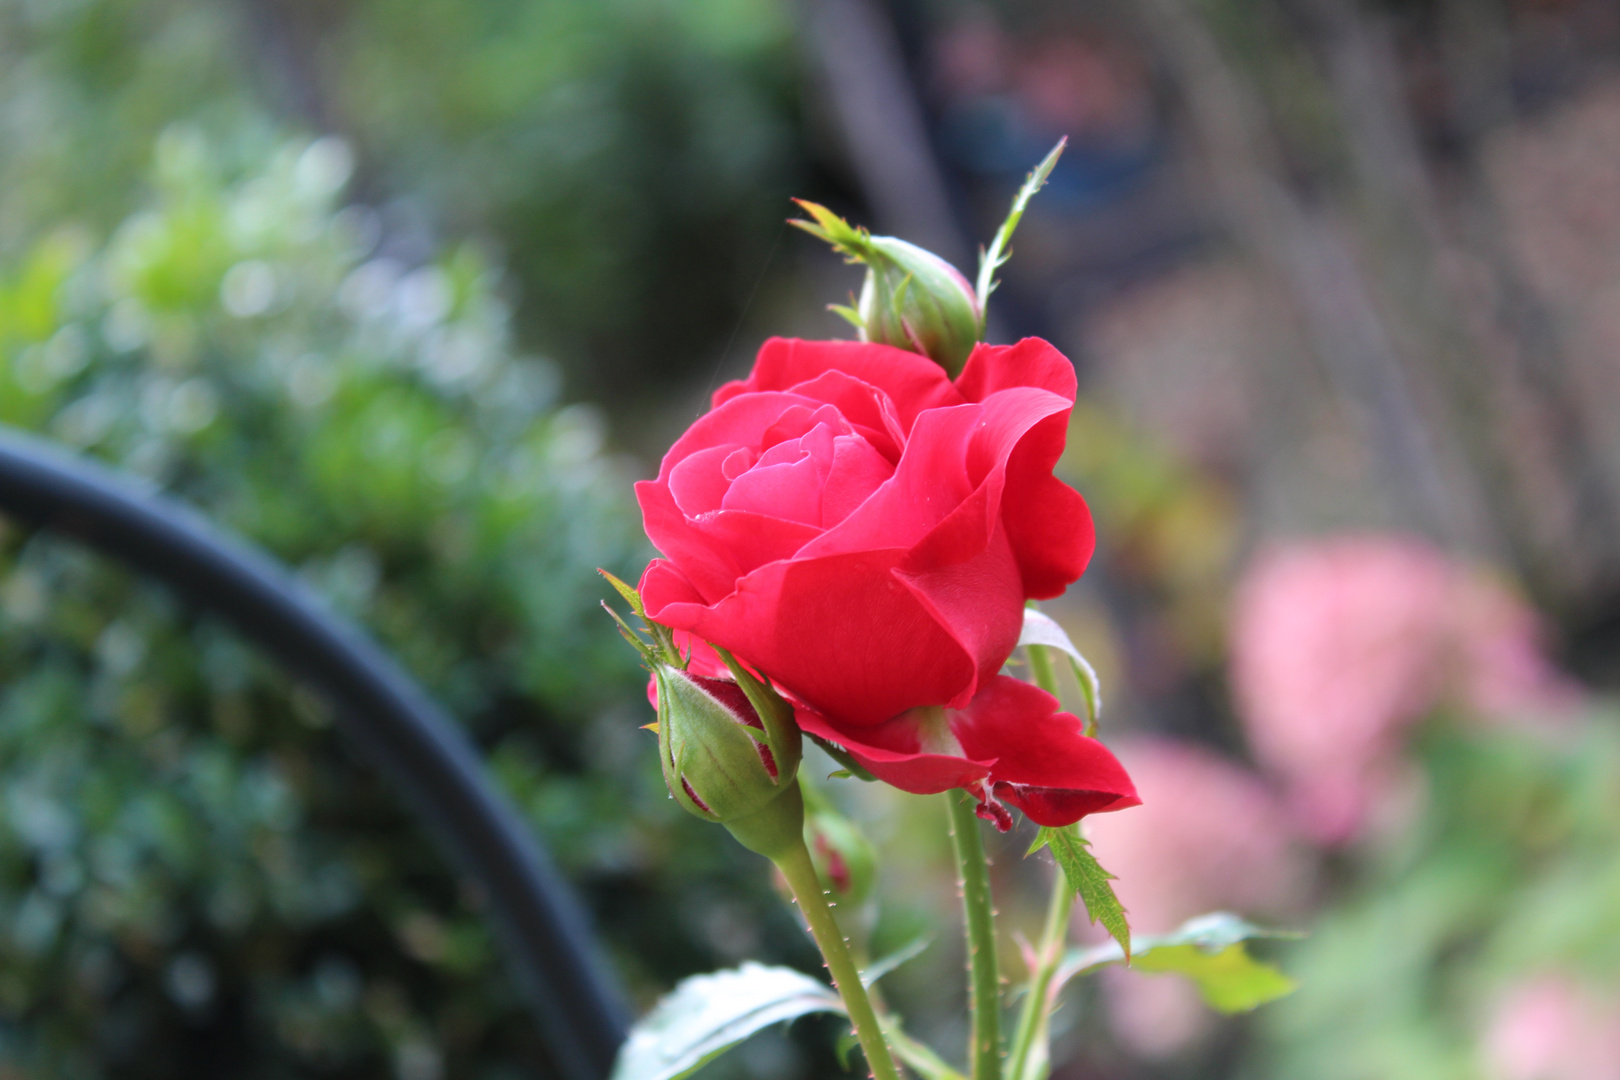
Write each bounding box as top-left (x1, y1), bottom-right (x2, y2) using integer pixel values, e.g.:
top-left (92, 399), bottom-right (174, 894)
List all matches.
top-left (0, 425), bottom-right (628, 1080)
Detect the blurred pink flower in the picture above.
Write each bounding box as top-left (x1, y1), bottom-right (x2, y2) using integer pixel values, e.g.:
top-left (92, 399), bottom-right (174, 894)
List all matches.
top-left (1484, 975), bottom-right (1620, 1080)
top-left (1083, 739), bottom-right (1309, 1058)
top-left (1231, 537), bottom-right (1451, 843)
top-left (1230, 535), bottom-right (1583, 844)
top-left (1451, 571), bottom-right (1585, 725)
top-left (1085, 738), bottom-right (1308, 934)
top-left (1101, 972), bottom-right (1209, 1061)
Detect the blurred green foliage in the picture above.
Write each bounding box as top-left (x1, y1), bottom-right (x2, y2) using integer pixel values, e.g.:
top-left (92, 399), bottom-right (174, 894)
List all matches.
top-left (0, 0), bottom-right (823, 1075)
top-left (0, 0), bottom-right (805, 414)
top-left (0, 124), bottom-right (814, 1080)
top-left (1265, 717), bottom-right (1620, 1080)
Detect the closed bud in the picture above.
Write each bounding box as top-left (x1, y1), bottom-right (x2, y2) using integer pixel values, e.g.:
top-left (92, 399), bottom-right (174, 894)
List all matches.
top-left (854, 236), bottom-right (980, 378)
top-left (602, 573), bottom-right (805, 858)
top-left (653, 658), bottom-right (804, 858)
top-left (792, 201), bottom-right (982, 378)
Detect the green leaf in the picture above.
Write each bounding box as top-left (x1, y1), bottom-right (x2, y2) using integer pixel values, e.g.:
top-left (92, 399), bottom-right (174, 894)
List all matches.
top-left (834, 1031), bottom-right (860, 1071)
top-left (829, 303), bottom-right (865, 332)
top-left (790, 200), bottom-right (880, 265)
top-left (1018, 608), bottom-right (1101, 736)
top-left (975, 139), bottom-right (1066, 327)
top-left (611, 963), bottom-right (845, 1080)
top-left (1058, 912), bottom-right (1300, 1014)
top-left (860, 936), bottom-right (931, 988)
top-left (1029, 825), bottom-right (1130, 959)
top-left (599, 569), bottom-right (683, 668)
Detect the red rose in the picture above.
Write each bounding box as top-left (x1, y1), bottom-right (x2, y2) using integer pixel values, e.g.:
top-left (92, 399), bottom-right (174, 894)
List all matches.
top-left (637, 337), bottom-right (1137, 827)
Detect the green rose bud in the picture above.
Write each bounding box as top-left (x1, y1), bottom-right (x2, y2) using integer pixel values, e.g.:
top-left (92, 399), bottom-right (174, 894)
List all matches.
top-left (601, 570), bottom-right (805, 857)
top-left (654, 659), bottom-right (805, 858)
top-left (792, 201), bottom-right (981, 378)
top-left (653, 664), bottom-right (795, 821)
top-left (790, 140), bottom-right (1069, 381)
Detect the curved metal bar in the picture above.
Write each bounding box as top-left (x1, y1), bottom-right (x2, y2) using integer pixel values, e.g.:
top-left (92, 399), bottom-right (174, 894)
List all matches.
top-left (0, 425), bottom-right (628, 1080)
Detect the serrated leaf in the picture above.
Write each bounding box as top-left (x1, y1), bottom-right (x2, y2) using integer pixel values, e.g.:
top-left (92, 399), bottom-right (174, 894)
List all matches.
top-left (1031, 825), bottom-right (1129, 959)
top-left (1019, 609), bottom-right (1101, 735)
top-left (611, 963), bottom-right (845, 1080)
top-left (860, 936), bottom-right (931, 988)
top-left (1058, 912), bottom-right (1300, 1014)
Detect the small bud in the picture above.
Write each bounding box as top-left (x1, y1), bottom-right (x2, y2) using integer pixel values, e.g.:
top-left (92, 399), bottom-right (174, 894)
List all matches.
top-left (653, 659), bottom-right (805, 858)
top-left (803, 788), bottom-right (878, 909)
top-left (655, 666), bottom-right (786, 819)
top-left (601, 572), bottom-right (805, 858)
top-left (792, 201), bottom-right (981, 378)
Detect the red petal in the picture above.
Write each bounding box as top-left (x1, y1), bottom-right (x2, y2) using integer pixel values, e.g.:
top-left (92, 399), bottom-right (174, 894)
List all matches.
top-left (801, 404), bottom-right (979, 560)
top-left (957, 340), bottom-right (1093, 599)
top-left (654, 390), bottom-right (823, 483)
top-left (1001, 411), bottom-right (1094, 599)
top-left (642, 548), bottom-right (981, 728)
top-left (637, 483), bottom-right (822, 604)
top-left (716, 338), bottom-right (964, 433)
top-left (773, 368), bottom-right (909, 463)
top-left (821, 435), bottom-right (896, 527)
top-left (953, 677), bottom-right (1140, 826)
top-left (793, 705), bottom-right (994, 794)
top-left (667, 444), bottom-right (737, 516)
top-left (954, 338), bottom-right (1077, 404)
top-left (799, 676), bottom-right (1138, 828)
top-left (895, 496), bottom-right (1024, 699)
top-left (722, 421), bottom-right (836, 527)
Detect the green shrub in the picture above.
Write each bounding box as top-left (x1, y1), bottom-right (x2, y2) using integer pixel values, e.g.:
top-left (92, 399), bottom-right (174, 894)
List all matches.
top-left (0, 133), bottom-right (805, 1079)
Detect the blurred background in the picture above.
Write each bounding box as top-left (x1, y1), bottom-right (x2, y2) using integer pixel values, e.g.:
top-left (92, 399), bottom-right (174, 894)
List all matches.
top-left (3, 0), bottom-right (1620, 1077)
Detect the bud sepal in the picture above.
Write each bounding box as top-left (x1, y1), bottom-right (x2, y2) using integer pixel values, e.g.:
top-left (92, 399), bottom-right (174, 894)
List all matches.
top-left (601, 570), bottom-right (805, 859)
top-left (791, 200), bottom-right (981, 377)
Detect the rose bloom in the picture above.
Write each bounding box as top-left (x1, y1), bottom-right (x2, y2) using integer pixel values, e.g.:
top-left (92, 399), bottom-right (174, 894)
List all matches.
top-left (636, 337), bottom-right (1137, 828)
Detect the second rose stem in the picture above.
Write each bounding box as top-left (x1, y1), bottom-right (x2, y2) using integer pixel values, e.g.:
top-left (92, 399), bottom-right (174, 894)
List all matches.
top-left (1006, 639), bottom-right (1072, 1080)
top-left (948, 790), bottom-right (1002, 1080)
top-left (774, 808), bottom-right (903, 1080)
top-left (1005, 872), bottom-right (1072, 1080)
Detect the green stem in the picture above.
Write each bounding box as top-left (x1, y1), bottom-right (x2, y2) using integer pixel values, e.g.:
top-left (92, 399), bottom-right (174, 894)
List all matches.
top-left (1005, 870), bottom-right (1072, 1080)
top-left (947, 791), bottom-right (1002, 1080)
top-left (1005, 630), bottom-right (1069, 1080)
top-left (775, 826), bottom-right (903, 1080)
